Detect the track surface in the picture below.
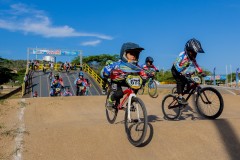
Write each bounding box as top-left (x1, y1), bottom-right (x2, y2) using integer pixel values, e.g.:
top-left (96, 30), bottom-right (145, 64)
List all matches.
top-left (31, 70), bottom-right (102, 97)
top-left (6, 89), bottom-right (239, 160)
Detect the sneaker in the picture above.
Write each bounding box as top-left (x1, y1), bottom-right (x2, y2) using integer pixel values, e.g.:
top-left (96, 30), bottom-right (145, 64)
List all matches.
top-left (177, 97), bottom-right (188, 105)
top-left (106, 98), bottom-right (114, 110)
top-left (102, 89), bottom-right (106, 95)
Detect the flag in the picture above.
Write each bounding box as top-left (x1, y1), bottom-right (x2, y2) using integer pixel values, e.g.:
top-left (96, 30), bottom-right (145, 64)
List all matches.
top-left (213, 67), bottom-right (216, 85)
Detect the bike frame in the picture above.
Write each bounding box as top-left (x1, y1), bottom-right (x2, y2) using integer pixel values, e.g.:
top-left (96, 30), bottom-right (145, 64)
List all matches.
top-left (115, 88), bottom-right (141, 122)
top-left (183, 81), bottom-right (212, 105)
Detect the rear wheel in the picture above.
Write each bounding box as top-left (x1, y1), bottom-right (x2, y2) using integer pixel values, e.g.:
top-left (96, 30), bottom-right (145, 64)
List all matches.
top-left (124, 97), bottom-right (148, 147)
top-left (162, 94), bottom-right (181, 120)
top-left (196, 87), bottom-right (224, 119)
top-left (105, 90), bottom-right (118, 124)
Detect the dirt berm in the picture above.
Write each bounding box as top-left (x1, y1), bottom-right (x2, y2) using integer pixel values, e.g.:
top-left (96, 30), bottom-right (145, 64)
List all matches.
top-left (1, 94), bottom-right (240, 160)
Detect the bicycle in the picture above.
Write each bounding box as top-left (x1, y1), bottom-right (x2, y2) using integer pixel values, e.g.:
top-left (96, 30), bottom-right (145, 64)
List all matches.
top-left (138, 69), bottom-right (158, 98)
top-left (105, 72), bottom-right (148, 147)
top-left (162, 73), bottom-right (224, 120)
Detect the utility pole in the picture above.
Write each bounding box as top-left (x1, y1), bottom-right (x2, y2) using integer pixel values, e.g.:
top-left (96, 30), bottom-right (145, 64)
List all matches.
top-left (226, 65), bottom-right (228, 87)
top-left (230, 64), bottom-right (233, 87)
top-left (79, 50), bottom-right (83, 71)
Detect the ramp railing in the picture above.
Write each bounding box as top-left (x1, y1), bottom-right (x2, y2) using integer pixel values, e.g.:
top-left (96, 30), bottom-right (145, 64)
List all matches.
top-left (83, 63), bottom-right (104, 88)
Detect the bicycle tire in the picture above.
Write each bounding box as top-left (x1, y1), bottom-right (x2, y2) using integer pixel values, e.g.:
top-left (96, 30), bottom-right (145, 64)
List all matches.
top-left (105, 90), bottom-right (118, 124)
top-left (196, 87), bottom-right (224, 119)
top-left (124, 97), bottom-right (148, 147)
top-left (162, 94), bottom-right (181, 120)
top-left (148, 80), bottom-right (158, 98)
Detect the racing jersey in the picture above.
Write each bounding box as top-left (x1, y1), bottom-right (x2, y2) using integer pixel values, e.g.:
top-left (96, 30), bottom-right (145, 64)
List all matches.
top-left (74, 78), bottom-right (87, 86)
top-left (51, 79), bottom-right (63, 88)
top-left (100, 60), bottom-right (142, 81)
top-left (173, 51), bottom-right (202, 75)
top-left (141, 64), bottom-right (158, 71)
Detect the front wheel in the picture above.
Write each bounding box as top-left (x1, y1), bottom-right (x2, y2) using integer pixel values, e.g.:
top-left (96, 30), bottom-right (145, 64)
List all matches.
top-left (162, 94), bottom-right (181, 120)
top-left (196, 87), bottom-right (224, 119)
top-left (124, 97), bottom-right (148, 147)
top-left (148, 80), bottom-right (158, 98)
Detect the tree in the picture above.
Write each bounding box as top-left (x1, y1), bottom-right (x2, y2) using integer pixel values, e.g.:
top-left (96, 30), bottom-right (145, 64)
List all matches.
top-left (0, 57), bottom-right (26, 85)
top-left (71, 54), bottom-right (119, 74)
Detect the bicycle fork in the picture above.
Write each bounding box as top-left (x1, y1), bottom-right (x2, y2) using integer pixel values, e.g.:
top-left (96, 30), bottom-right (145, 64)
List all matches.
top-left (127, 93), bottom-right (141, 123)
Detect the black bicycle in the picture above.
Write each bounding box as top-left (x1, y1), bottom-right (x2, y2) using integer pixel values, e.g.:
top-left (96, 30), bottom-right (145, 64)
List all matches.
top-left (162, 74), bottom-right (224, 120)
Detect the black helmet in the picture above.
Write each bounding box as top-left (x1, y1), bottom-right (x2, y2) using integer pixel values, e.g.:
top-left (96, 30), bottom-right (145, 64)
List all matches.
top-left (185, 38), bottom-right (204, 53)
top-left (145, 56), bottom-right (154, 63)
top-left (120, 42), bottom-right (144, 64)
top-left (54, 73), bottom-right (59, 79)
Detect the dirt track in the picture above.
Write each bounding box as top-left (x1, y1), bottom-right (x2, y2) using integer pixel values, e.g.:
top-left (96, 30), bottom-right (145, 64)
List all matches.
top-left (1, 93), bottom-right (240, 160)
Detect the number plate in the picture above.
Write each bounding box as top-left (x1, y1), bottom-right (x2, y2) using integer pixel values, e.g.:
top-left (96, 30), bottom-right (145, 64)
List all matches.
top-left (191, 76), bottom-right (201, 84)
top-left (126, 75), bottom-right (142, 89)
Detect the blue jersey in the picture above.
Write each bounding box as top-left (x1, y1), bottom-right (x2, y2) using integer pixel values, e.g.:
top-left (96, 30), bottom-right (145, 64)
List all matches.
top-left (100, 60), bottom-right (142, 79)
top-left (51, 79), bottom-right (62, 88)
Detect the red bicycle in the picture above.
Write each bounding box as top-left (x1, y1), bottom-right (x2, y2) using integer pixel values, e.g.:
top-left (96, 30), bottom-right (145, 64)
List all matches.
top-left (105, 70), bottom-right (148, 147)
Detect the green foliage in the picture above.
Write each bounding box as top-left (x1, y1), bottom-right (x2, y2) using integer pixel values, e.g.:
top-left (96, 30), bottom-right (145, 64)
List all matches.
top-left (0, 57), bottom-right (26, 85)
top-left (72, 54), bottom-right (119, 66)
top-left (72, 54), bottom-right (119, 74)
top-left (155, 69), bottom-right (175, 83)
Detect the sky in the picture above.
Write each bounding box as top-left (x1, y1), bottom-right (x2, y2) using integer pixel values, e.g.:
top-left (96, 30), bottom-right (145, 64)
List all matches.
top-left (0, 0), bottom-right (240, 74)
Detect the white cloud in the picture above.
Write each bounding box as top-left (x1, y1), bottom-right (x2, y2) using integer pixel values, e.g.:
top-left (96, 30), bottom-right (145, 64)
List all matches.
top-left (0, 3), bottom-right (113, 40)
top-left (80, 40), bottom-right (102, 46)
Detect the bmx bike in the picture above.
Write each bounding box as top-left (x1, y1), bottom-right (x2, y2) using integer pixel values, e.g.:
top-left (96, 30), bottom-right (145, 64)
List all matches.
top-left (138, 69), bottom-right (158, 98)
top-left (105, 73), bottom-right (148, 147)
top-left (162, 73), bottom-right (224, 120)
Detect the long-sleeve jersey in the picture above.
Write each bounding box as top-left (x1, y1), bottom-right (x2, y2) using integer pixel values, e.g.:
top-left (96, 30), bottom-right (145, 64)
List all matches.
top-left (141, 64), bottom-right (158, 71)
top-left (51, 79), bottom-right (63, 88)
top-left (74, 78), bottom-right (87, 86)
top-left (100, 60), bottom-right (142, 80)
top-left (173, 51), bottom-right (202, 75)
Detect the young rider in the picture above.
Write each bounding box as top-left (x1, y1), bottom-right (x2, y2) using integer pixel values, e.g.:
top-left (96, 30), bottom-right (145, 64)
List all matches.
top-left (62, 87), bottom-right (73, 96)
top-left (142, 56), bottom-right (159, 72)
top-left (171, 38), bottom-right (205, 105)
top-left (102, 42), bottom-right (145, 108)
top-left (74, 72), bottom-right (87, 96)
top-left (100, 60), bottom-right (114, 94)
top-left (141, 56), bottom-right (159, 86)
top-left (50, 73), bottom-right (64, 96)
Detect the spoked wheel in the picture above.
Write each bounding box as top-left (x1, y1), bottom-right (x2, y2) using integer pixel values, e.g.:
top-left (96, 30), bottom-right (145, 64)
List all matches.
top-left (124, 97), bottom-right (148, 147)
top-left (105, 91), bottom-right (118, 124)
top-left (162, 94), bottom-right (181, 120)
top-left (172, 87), bottom-right (177, 94)
top-left (196, 87), bottom-right (224, 119)
top-left (148, 80), bottom-right (158, 98)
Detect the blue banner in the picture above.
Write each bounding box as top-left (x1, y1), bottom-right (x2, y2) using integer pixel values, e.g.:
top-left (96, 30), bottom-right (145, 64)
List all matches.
top-left (32, 49), bottom-right (80, 56)
top-left (213, 67), bottom-right (216, 85)
top-left (204, 75), bottom-right (226, 81)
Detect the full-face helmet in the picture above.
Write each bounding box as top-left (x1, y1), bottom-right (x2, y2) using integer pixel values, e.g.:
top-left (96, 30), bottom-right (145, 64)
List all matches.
top-left (120, 42), bottom-right (144, 65)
